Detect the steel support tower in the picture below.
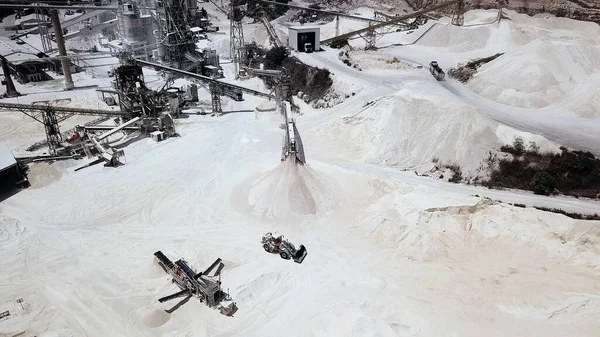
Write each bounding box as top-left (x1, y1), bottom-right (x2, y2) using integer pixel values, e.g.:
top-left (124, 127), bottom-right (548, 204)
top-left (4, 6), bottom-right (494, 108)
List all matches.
top-left (230, 0), bottom-right (247, 79)
top-left (209, 83), bottom-right (222, 115)
top-left (43, 108), bottom-right (62, 155)
top-left (451, 0), bottom-right (465, 26)
top-left (156, 0), bottom-right (193, 69)
top-left (497, 0), bottom-right (508, 22)
top-left (36, 7), bottom-right (53, 53)
top-left (363, 23), bottom-right (377, 50)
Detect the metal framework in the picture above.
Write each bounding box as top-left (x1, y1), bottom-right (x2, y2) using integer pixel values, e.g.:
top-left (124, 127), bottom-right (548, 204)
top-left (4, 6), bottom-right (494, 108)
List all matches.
top-left (249, 0), bottom-right (385, 24)
top-left (262, 14), bottom-right (283, 48)
top-left (451, 0), bottom-right (466, 26)
top-left (155, 0), bottom-right (195, 69)
top-left (0, 102), bottom-right (125, 154)
top-left (0, 4), bottom-right (118, 10)
top-left (135, 59), bottom-right (274, 99)
top-left (497, 0), bottom-right (508, 22)
top-left (209, 83), bottom-right (222, 114)
top-left (322, 0), bottom-right (461, 46)
top-left (35, 7), bottom-right (53, 53)
top-left (230, 0), bottom-right (247, 79)
top-left (113, 57), bottom-right (166, 119)
top-left (363, 24), bottom-right (377, 50)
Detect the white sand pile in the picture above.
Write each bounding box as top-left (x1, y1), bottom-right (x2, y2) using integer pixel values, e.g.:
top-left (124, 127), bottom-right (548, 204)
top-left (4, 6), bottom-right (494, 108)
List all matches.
top-left (247, 160), bottom-right (341, 219)
top-left (355, 197), bottom-right (600, 267)
top-left (244, 23), bottom-right (271, 48)
top-left (313, 91), bottom-right (558, 177)
top-left (417, 24), bottom-right (492, 52)
top-left (343, 50), bottom-right (412, 71)
top-left (510, 12), bottom-right (600, 36)
top-left (572, 90), bottom-right (600, 119)
top-left (316, 93), bottom-right (499, 173)
top-left (468, 39), bottom-right (600, 108)
top-left (141, 310), bottom-right (170, 328)
top-left (421, 201), bottom-right (600, 268)
top-left (26, 163), bottom-right (63, 189)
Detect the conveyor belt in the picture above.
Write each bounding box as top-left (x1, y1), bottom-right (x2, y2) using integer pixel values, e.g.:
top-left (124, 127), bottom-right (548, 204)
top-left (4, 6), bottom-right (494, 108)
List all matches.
top-left (135, 59), bottom-right (275, 99)
top-left (202, 258), bottom-right (222, 277)
top-left (158, 289), bottom-right (190, 303)
top-left (322, 0), bottom-right (460, 43)
top-left (175, 260), bottom-right (197, 280)
top-left (249, 0), bottom-right (385, 24)
top-left (154, 251), bottom-right (174, 271)
top-left (0, 102), bottom-right (126, 117)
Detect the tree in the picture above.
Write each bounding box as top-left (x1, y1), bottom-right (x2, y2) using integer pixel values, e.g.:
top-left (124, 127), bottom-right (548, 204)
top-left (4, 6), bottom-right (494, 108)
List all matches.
top-left (263, 46), bottom-right (288, 70)
top-left (329, 37), bottom-right (349, 49)
top-left (513, 137), bottom-right (525, 155)
top-left (530, 171), bottom-right (555, 195)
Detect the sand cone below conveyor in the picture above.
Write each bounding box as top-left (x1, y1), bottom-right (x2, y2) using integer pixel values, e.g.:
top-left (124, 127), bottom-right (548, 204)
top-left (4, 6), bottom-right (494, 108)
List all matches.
top-left (247, 160), bottom-right (339, 219)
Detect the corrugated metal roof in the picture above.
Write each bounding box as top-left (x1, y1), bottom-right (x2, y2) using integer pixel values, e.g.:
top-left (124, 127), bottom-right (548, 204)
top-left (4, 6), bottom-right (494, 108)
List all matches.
top-left (0, 144), bottom-right (17, 172)
top-left (4, 51), bottom-right (42, 64)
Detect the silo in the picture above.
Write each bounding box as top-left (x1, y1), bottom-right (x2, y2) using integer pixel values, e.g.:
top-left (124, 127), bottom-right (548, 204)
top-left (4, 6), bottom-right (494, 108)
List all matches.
top-left (186, 0), bottom-right (197, 18)
top-left (122, 2), bottom-right (146, 47)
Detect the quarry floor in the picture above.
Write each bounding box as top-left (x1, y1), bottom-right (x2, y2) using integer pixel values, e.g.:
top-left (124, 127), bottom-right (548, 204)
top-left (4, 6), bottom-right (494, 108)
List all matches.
top-left (1, 5), bottom-right (600, 337)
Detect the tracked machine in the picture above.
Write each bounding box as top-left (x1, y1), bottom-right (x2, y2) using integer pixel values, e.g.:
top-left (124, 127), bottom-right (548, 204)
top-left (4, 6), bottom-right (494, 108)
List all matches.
top-left (429, 61), bottom-right (445, 81)
top-left (154, 251), bottom-right (237, 316)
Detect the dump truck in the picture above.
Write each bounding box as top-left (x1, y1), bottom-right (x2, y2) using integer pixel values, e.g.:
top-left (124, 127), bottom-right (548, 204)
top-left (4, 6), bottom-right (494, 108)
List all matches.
top-left (429, 61), bottom-right (445, 81)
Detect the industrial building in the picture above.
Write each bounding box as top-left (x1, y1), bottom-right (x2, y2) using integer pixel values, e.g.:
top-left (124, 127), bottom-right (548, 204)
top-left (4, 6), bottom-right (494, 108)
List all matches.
top-left (0, 144), bottom-right (26, 194)
top-left (288, 26), bottom-right (320, 52)
top-left (120, 2), bottom-right (155, 59)
top-left (3, 51), bottom-right (53, 83)
top-left (13, 13), bottom-right (48, 31)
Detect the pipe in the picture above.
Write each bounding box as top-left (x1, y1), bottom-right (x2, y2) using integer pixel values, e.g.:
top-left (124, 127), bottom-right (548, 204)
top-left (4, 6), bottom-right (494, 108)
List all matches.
top-left (50, 10), bottom-right (74, 90)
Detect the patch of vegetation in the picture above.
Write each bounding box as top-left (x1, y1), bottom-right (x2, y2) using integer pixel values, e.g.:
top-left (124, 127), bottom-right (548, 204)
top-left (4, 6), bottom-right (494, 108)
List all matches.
top-left (444, 163), bottom-right (463, 183)
top-left (246, 0), bottom-right (291, 21)
top-left (511, 203), bottom-right (527, 208)
top-left (254, 46), bottom-right (333, 102)
top-left (282, 57), bottom-right (333, 101)
top-left (448, 53), bottom-right (504, 83)
top-left (555, 6), bottom-right (569, 18)
top-left (533, 207), bottom-right (600, 221)
top-left (329, 37), bottom-right (349, 49)
top-left (263, 46), bottom-right (289, 70)
top-left (484, 138), bottom-right (600, 198)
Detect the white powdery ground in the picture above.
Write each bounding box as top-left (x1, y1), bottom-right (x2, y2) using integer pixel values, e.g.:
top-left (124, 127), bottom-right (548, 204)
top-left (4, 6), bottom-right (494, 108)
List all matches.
top-left (0, 5), bottom-right (600, 337)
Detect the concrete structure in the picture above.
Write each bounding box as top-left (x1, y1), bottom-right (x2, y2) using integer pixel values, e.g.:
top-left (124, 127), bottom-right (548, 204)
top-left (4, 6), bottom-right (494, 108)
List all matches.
top-left (3, 52), bottom-right (52, 83)
top-left (122, 3), bottom-right (153, 52)
top-left (150, 130), bottom-right (165, 142)
top-left (0, 144), bottom-right (17, 175)
top-left (0, 143), bottom-right (24, 193)
top-left (50, 9), bottom-right (74, 90)
top-left (14, 13), bottom-right (48, 30)
top-left (288, 26), bottom-right (320, 52)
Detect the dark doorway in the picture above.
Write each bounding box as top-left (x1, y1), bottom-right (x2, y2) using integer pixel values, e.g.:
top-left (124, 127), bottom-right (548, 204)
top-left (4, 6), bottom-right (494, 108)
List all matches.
top-left (298, 32), bottom-right (316, 52)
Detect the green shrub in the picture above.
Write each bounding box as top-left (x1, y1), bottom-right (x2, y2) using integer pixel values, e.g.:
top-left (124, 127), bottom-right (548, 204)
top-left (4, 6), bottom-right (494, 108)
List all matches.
top-left (329, 37), bottom-right (349, 49)
top-left (530, 171), bottom-right (555, 195)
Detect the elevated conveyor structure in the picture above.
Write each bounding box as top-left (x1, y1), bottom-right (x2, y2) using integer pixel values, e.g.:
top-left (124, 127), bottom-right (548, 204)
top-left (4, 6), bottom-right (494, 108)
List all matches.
top-left (0, 102), bottom-right (126, 154)
top-left (134, 59), bottom-right (275, 100)
top-left (248, 0), bottom-right (386, 23)
top-left (321, 0), bottom-right (461, 45)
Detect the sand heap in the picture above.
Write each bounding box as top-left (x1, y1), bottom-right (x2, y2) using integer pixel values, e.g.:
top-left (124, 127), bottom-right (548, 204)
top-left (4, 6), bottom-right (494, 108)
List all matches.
top-left (316, 93), bottom-right (499, 174)
top-left (469, 39), bottom-right (600, 108)
top-left (247, 160), bottom-right (341, 219)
